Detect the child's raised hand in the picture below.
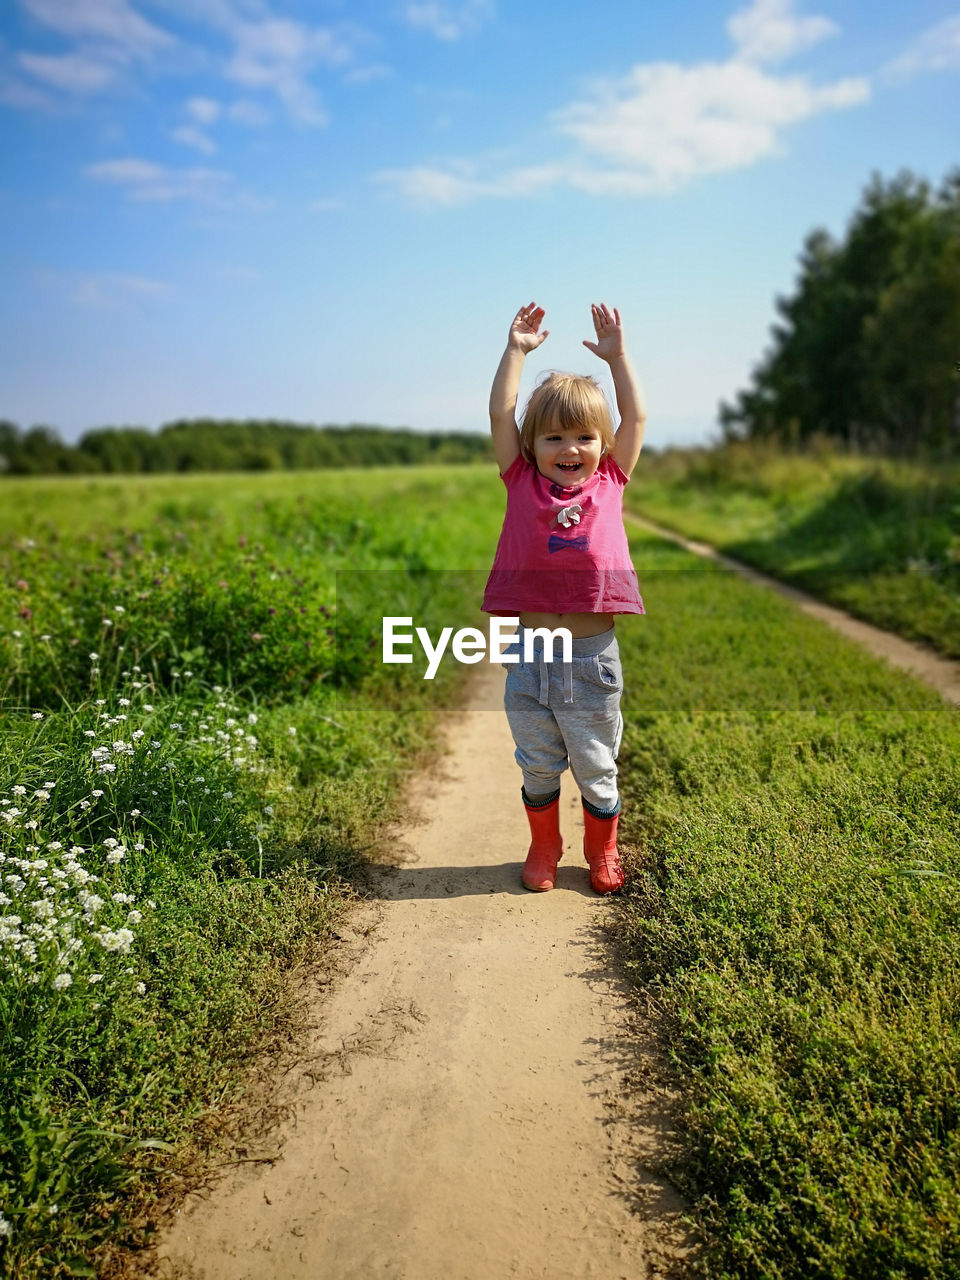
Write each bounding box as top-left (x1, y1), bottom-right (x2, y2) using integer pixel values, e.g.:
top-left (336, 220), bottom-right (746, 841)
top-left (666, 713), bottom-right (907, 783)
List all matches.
top-left (582, 303), bottom-right (625, 362)
top-left (508, 302), bottom-right (549, 354)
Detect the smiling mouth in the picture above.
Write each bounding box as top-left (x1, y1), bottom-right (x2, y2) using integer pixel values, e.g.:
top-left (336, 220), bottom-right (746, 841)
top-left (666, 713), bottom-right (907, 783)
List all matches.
top-left (556, 462), bottom-right (581, 471)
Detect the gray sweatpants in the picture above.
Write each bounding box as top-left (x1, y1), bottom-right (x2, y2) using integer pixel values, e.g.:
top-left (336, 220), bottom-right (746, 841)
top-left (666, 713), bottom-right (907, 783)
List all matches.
top-left (502, 626), bottom-right (624, 814)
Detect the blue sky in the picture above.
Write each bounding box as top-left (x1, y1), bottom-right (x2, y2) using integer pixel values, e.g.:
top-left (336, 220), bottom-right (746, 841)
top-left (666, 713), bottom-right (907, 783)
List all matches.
top-left (2, 0), bottom-right (959, 447)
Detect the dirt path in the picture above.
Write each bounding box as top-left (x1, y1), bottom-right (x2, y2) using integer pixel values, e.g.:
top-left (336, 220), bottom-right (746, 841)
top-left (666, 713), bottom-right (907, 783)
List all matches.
top-left (153, 662), bottom-right (694, 1280)
top-left (627, 514), bottom-right (960, 705)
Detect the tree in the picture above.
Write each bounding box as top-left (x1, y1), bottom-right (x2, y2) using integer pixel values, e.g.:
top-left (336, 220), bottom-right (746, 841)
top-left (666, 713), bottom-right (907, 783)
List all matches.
top-left (720, 169), bottom-right (960, 453)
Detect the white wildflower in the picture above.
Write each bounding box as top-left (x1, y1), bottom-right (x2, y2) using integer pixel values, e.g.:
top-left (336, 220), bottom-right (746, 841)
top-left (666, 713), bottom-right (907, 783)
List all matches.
top-left (97, 927), bottom-right (134, 953)
top-left (52, 973), bottom-right (73, 991)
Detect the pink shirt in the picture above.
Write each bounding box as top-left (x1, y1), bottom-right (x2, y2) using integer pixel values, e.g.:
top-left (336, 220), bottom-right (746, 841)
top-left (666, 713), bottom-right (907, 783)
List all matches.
top-left (482, 453), bottom-right (644, 616)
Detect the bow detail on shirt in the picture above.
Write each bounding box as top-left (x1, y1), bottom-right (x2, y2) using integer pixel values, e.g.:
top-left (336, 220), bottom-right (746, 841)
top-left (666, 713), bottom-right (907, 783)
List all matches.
top-left (548, 533), bottom-right (590, 554)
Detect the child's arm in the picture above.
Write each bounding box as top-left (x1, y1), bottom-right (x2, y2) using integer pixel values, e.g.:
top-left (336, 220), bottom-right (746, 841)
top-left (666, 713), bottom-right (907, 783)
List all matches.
top-left (489, 302), bottom-right (549, 474)
top-left (582, 303), bottom-right (646, 478)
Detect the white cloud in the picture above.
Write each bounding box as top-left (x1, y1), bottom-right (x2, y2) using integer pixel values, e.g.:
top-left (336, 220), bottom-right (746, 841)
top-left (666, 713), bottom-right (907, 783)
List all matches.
top-left (69, 271), bottom-right (173, 308)
top-left (553, 61), bottom-right (867, 189)
top-left (186, 96), bottom-right (222, 124)
top-left (228, 97), bottom-right (271, 126)
top-left (403, 1), bottom-right (494, 42)
top-left (20, 0), bottom-right (174, 57)
top-left (14, 0), bottom-right (175, 100)
top-left (344, 63), bottom-right (393, 86)
top-left (374, 161), bottom-right (563, 206)
top-left (85, 154), bottom-right (274, 209)
top-left (11, 0), bottom-right (364, 125)
top-left (884, 14), bottom-right (960, 79)
top-left (173, 124), bottom-right (217, 154)
top-left (378, 1), bottom-right (869, 205)
top-left (727, 0), bottom-right (838, 65)
top-left (225, 17), bottom-right (353, 125)
top-left (0, 72), bottom-right (57, 110)
top-left (85, 157), bottom-right (233, 202)
top-left (18, 50), bottom-right (117, 93)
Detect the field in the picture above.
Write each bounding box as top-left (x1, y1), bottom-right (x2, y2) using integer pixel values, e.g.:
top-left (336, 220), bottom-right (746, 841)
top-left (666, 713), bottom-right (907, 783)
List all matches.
top-left (625, 442), bottom-right (960, 658)
top-left (1, 459), bottom-right (959, 1278)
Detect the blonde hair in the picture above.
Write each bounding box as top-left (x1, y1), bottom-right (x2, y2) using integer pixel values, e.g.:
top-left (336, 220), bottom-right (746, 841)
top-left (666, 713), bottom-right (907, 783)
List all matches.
top-left (518, 372), bottom-right (615, 464)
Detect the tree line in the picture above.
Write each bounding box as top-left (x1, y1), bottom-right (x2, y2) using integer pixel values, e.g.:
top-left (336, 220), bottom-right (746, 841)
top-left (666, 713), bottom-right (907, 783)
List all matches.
top-left (719, 169), bottom-right (960, 454)
top-left (0, 419), bottom-right (493, 475)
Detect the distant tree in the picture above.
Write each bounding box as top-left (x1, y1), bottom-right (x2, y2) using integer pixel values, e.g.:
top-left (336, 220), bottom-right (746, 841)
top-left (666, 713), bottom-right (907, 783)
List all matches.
top-left (0, 416), bottom-right (493, 476)
top-left (0, 420), bottom-right (20, 472)
top-left (720, 169), bottom-right (960, 454)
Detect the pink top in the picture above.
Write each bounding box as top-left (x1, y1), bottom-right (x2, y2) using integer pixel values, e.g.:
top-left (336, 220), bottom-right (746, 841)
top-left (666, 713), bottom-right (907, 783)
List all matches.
top-left (482, 453), bottom-right (644, 615)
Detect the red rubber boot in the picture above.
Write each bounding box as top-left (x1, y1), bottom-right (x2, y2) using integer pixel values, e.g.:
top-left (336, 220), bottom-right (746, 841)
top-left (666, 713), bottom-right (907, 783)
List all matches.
top-left (521, 795), bottom-right (563, 891)
top-left (582, 804), bottom-right (625, 894)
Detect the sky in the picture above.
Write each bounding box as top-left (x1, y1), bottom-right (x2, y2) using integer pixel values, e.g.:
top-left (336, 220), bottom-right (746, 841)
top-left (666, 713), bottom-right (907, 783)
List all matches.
top-left (1, 0), bottom-right (959, 449)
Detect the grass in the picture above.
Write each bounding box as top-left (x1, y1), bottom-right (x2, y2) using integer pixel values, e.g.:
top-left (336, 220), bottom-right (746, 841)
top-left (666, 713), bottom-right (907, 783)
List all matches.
top-left (614, 527), bottom-right (960, 1279)
top-left (2, 460), bottom-right (958, 1278)
top-left (624, 441), bottom-right (960, 657)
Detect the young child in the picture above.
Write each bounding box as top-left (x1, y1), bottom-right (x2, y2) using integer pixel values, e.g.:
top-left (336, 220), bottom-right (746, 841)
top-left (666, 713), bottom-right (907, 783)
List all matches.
top-left (482, 301), bottom-right (646, 894)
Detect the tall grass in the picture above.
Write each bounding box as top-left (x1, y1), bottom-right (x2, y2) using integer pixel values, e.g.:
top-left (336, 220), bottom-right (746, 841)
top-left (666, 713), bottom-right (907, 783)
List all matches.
top-left (625, 441), bottom-right (960, 656)
top-left (614, 529), bottom-right (960, 1278)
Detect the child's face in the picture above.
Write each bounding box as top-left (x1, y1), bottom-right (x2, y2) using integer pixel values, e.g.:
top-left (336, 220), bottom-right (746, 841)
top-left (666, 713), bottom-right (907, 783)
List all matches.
top-left (533, 418), bottom-right (604, 486)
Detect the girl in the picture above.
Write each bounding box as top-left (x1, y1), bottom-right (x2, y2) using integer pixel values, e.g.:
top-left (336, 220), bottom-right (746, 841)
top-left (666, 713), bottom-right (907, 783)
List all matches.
top-left (482, 301), bottom-right (646, 894)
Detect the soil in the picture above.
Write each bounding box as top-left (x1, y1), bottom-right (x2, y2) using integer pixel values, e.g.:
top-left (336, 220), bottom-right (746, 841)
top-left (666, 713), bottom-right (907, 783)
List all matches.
top-left (151, 661), bottom-right (695, 1280)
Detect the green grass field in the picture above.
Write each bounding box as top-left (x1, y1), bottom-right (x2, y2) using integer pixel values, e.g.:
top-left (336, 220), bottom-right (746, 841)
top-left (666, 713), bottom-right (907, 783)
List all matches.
top-left (1, 461), bottom-right (958, 1278)
top-left (625, 442), bottom-right (960, 658)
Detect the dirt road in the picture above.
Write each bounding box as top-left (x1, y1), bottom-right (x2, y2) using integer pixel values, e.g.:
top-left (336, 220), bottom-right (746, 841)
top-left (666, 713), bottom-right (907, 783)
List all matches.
top-left (154, 661), bottom-right (693, 1280)
top-left (627, 513), bottom-right (960, 704)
